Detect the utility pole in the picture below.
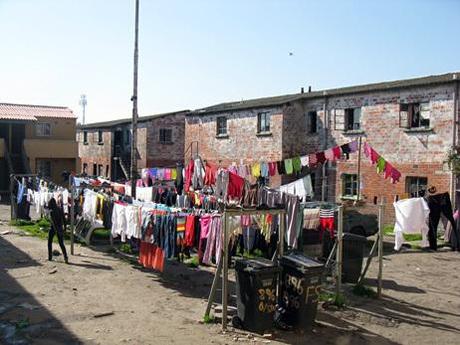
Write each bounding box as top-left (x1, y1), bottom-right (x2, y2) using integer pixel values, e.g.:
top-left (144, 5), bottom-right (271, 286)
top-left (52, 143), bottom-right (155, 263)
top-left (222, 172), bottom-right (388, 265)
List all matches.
top-left (130, 0), bottom-right (139, 199)
top-left (79, 94), bottom-right (87, 125)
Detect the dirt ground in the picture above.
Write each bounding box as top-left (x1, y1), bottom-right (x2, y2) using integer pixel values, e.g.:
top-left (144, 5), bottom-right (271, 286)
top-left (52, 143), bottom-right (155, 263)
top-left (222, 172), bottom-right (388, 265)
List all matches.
top-left (1, 205), bottom-right (460, 345)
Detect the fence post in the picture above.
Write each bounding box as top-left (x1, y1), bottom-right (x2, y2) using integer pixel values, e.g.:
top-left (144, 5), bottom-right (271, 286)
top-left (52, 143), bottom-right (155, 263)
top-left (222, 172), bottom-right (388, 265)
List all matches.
top-left (336, 205), bottom-right (344, 296)
top-left (377, 198), bottom-right (385, 298)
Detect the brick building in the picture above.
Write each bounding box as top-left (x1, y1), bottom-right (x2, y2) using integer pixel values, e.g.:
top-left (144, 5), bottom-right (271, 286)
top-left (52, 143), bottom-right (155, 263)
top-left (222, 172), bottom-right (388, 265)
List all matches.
top-left (78, 110), bottom-right (188, 181)
top-left (0, 103), bottom-right (78, 192)
top-left (186, 72), bottom-right (460, 223)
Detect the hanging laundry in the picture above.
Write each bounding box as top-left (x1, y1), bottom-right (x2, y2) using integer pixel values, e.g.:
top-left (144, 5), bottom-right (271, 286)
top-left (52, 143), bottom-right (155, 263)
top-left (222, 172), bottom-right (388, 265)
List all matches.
top-left (324, 148), bottom-right (335, 161)
top-left (348, 140), bottom-right (359, 153)
top-left (204, 161), bottom-right (218, 186)
top-left (363, 142), bottom-right (371, 158)
top-left (184, 159), bottom-right (194, 192)
top-left (369, 148), bottom-right (380, 165)
top-left (171, 168), bottom-right (177, 180)
top-left (340, 143), bottom-right (351, 159)
top-left (228, 172), bottom-right (245, 201)
top-left (215, 169), bottom-right (229, 201)
top-left (192, 158), bottom-right (205, 190)
top-left (332, 146), bottom-right (342, 160)
top-left (376, 157), bottom-right (386, 174)
top-left (237, 164), bottom-right (248, 179)
top-left (279, 175), bottom-right (314, 201)
top-left (276, 161), bottom-right (286, 175)
top-left (164, 168), bottom-right (172, 180)
top-left (268, 162), bottom-right (277, 176)
top-left (300, 155), bottom-right (309, 167)
top-left (393, 198), bottom-right (430, 251)
top-left (260, 162), bottom-right (269, 178)
top-left (308, 153), bottom-right (318, 167)
top-left (284, 159), bottom-right (293, 175)
top-left (319, 208), bottom-right (335, 240)
top-left (228, 164), bottom-right (238, 175)
top-left (384, 162), bottom-right (393, 180)
top-left (390, 167), bottom-right (401, 184)
top-left (292, 157), bottom-right (302, 174)
top-left (316, 151), bottom-right (326, 165)
top-left (303, 208), bottom-right (320, 230)
top-left (251, 162), bottom-right (261, 178)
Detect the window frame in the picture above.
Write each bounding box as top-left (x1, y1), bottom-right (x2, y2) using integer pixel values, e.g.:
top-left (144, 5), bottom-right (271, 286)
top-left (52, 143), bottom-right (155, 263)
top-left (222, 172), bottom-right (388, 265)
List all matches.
top-left (159, 128), bottom-right (173, 144)
top-left (97, 130), bottom-right (103, 144)
top-left (400, 102), bottom-right (430, 129)
top-left (36, 122), bottom-right (51, 137)
top-left (83, 163), bottom-right (88, 174)
top-left (92, 163), bottom-right (97, 176)
top-left (83, 130), bottom-right (88, 144)
top-left (405, 176), bottom-right (428, 198)
top-left (342, 173), bottom-right (358, 198)
top-left (216, 116), bottom-right (228, 136)
top-left (308, 111), bottom-right (317, 134)
top-left (344, 108), bottom-right (361, 131)
top-left (257, 112), bottom-right (271, 133)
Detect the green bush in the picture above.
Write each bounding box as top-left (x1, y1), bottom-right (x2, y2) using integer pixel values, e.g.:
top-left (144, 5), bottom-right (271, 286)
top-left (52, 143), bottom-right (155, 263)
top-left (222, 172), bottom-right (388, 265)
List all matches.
top-left (119, 243), bottom-right (132, 254)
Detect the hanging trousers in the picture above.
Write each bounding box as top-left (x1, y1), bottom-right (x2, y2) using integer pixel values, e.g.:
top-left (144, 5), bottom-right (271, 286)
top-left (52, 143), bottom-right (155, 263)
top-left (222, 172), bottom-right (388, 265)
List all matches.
top-left (427, 193), bottom-right (460, 251)
top-left (48, 225), bottom-right (68, 260)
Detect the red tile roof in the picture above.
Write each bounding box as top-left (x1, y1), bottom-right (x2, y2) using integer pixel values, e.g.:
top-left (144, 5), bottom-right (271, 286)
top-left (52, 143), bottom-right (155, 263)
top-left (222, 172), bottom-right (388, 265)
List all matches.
top-left (0, 103), bottom-right (76, 121)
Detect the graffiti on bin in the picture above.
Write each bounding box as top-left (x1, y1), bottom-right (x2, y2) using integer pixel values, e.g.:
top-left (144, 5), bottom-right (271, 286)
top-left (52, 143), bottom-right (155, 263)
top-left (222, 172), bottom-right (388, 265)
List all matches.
top-left (257, 288), bottom-right (276, 313)
top-left (284, 274), bottom-right (321, 308)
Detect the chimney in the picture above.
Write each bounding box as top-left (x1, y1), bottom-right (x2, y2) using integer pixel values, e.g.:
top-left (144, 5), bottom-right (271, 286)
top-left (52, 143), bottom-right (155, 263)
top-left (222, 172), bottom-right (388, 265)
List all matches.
top-left (301, 87), bottom-right (304, 94)
top-left (308, 86), bottom-right (312, 93)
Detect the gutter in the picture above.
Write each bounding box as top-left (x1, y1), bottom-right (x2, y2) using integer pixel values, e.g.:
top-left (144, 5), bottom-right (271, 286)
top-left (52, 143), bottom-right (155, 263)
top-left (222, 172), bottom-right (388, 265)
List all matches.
top-left (451, 75), bottom-right (459, 208)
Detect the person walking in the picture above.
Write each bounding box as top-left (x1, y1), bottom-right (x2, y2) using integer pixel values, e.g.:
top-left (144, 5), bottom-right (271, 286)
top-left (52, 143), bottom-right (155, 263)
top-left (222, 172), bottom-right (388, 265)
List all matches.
top-left (47, 195), bottom-right (69, 263)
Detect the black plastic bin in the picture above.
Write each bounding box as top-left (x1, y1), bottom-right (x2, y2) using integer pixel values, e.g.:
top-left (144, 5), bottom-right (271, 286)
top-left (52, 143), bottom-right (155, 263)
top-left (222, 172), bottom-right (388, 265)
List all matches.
top-left (278, 253), bottom-right (324, 330)
top-left (233, 258), bottom-right (281, 333)
top-left (342, 233), bottom-right (367, 283)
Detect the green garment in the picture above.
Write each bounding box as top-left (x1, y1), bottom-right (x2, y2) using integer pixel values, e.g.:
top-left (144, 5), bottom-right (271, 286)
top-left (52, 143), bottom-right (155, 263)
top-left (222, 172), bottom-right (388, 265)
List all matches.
top-left (376, 157), bottom-right (386, 174)
top-left (292, 157), bottom-right (302, 173)
top-left (284, 159), bottom-right (293, 175)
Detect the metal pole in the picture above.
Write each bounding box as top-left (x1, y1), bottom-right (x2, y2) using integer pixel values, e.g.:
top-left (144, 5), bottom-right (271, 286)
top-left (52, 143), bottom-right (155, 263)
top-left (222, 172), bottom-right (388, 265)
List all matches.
top-left (130, 0), bottom-right (140, 200)
top-left (356, 136), bottom-right (362, 203)
top-left (377, 198), bottom-right (385, 298)
top-left (222, 212), bottom-right (229, 330)
top-left (357, 236), bottom-right (379, 285)
top-left (336, 205), bottom-right (343, 296)
top-left (69, 176), bottom-right (75, 255)
top-left (10, 174), bottom-right (15, 220)
top-left (321, 98), bottom-right (328, 202)
top-left (279, 211), bottom-right (285, 257)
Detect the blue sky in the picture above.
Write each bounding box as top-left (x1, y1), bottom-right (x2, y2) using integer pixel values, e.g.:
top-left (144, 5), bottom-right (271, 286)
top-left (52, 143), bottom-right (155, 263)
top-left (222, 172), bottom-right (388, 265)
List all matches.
top-left (0, 0), bottom-right (459, 123)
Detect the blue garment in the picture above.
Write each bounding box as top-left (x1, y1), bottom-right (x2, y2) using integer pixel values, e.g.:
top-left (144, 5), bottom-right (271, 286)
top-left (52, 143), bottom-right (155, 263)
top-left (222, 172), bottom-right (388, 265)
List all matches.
top-left (17, 182), bottom-right (25, 204)
top-left (260, 162), bottom-right (269, 178)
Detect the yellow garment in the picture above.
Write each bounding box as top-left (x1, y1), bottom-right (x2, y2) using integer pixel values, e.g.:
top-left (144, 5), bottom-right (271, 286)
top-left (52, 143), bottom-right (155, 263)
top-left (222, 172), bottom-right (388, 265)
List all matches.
top-left (96, 195), bottom-right (104, 220)
top-left (251, 163), bottom-right (261, 178)
top-left (171, 168), bottom-right (177, 180)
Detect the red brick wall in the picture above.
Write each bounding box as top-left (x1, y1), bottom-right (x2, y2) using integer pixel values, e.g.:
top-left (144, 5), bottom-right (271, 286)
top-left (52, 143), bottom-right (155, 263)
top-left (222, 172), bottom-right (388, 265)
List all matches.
top-left (78, 129), bottom-right (112, 177)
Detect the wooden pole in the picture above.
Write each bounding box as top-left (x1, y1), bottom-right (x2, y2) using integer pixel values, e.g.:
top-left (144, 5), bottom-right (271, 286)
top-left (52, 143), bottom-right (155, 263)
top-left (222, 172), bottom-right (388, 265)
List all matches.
top-left (222, 212), bottom-right (229, 330)
top-left (356, 136), bottom-right (362, 203)
top-left (357, 236), bottom-right (378, 285)
top-left (205, 255), bottom-right (223, 318)
top-left (69, 176), bottom-right (75, 255)
top-left (377, 198), bottom-right (384, 298)
top-left (130, 0), bottom-right (140, 199)
top-left (336, 205), bottom-right (343, 296)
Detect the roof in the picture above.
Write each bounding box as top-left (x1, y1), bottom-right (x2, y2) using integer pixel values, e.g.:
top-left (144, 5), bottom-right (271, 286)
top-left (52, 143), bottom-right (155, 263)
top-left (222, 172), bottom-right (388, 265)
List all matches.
top-left (78, 110), bottom-right (189, 130)
top-left (191, 72), bottom-right (460, 115)
top-left (0, 103), bottom-right (76, 121)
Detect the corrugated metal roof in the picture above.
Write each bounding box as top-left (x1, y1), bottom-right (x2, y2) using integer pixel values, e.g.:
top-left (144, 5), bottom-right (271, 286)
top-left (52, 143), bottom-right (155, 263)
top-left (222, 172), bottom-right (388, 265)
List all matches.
top-left (191, 72), bottom-right (460, 115)
top-left (0, 103), bottom-right (76, 121)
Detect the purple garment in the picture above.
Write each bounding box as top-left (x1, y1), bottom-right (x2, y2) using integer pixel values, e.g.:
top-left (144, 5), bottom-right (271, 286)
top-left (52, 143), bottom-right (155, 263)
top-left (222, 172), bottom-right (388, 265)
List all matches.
top-left (348, 140), bottom-right (359, 153)
top-left (203, 216), bottom-right (222, 265)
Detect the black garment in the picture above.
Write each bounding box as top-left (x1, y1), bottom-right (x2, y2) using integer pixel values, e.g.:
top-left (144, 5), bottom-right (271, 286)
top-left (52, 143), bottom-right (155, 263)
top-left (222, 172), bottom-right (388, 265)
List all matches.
top-left (48, 224), bottom-right (68, 260)
top-left (102, 200), bottom-right (114, 229)
top-left (340, 143), bottom-right (351, 159)
top-left (47, 198), bottom-right (68, 260)
top-left (277, 161), bottom-right (286, 175)
top-left (427, 193), bottom-right (460, 251)
top-left (175, 163), bottom-right (184, 195)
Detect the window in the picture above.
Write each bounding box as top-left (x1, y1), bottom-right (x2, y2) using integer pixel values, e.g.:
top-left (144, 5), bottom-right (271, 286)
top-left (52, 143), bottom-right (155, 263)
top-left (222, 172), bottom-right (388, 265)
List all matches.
top-left (83, 131), bottom-right (88, 144)
top-left (308, 111), bottom-right (317, 133)
top-left (342, 174), bottom-right (358, 197)
top-left (83, 163), bottom-right (88, 174)
top-left (406, 176), bottom-right (428, 198)
top-left (105, 165), bottom-right (110, 177)
top-left (216, 116), bottom-right (227, 136)
top-left (37, 160), bottom-right (51, 177)
top-left (98, 164), bottom-right (103, 176)
top-left (159, 128), bottom-right (173, 143)
top-left (124, 129), bottom-right (131, 146)
top-left (400, 103), bottom-right (430, 128)
top-left (257, 112), bottom-right (270, 133)
top-left (93, 163), bottom-right (97, 176)
top-left (36, 123), bottom-right (51, 137)
top-left (97, 130), bottom-right (103, 144)
top-left (345, 108), bottom-right (361, 131)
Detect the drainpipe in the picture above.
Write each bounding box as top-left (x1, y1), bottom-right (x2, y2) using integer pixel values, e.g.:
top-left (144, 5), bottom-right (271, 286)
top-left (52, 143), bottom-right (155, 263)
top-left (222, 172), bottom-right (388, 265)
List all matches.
top-left (451, 76), bottom-right (459, 208)
top-left (321, 93), bottom-right (328, 202)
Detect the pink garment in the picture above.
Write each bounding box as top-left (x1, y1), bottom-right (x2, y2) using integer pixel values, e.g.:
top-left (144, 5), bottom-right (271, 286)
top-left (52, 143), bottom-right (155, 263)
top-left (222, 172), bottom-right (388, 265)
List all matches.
top-left (200, 215), bottom-right (212, 239)
top-left (370, 148), bottom-right (380, 165)
top-left (228, 165), bottom-right (238, 174)
top-left (164, 168), bottom-right (171, 180)
top-left (241, 215), bottom-right (251, 227)
top-left (332, 146), bottom-right (342, 159)
top-left (324, 148), bottom-right (335, 161)
top-left (391, 167), bottom-right (401, 184)
top-left (348, 140), bottom-right (359, 153)
top-left (308, 153), bottom-right (318, 167)
top-left (203, 216), bottom-right (222, 265)
top-left (237, 165), bottom-right (247, 178)
top-left (363, 142), bottom-right (371, 158)
top-left (384, 162), bottom-right (393, 180)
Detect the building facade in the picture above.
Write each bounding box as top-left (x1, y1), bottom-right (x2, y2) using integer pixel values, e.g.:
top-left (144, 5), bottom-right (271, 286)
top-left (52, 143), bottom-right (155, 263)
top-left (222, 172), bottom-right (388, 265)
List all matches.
top-left (0, 103), bottom-right (78, 191)
top-left (185, 73), bottom-right (460, 223)
top-left (78, 110), bottom-right (188, 181)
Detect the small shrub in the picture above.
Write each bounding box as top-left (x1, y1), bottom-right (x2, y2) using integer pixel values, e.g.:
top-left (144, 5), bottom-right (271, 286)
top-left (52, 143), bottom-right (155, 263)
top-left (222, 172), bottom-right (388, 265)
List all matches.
top-left (119, 243), bottom-right (132, 254)
top-left (203, 314), bottom-right (215, 324)
top-left (185, 256), bottom-right (199, 268)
